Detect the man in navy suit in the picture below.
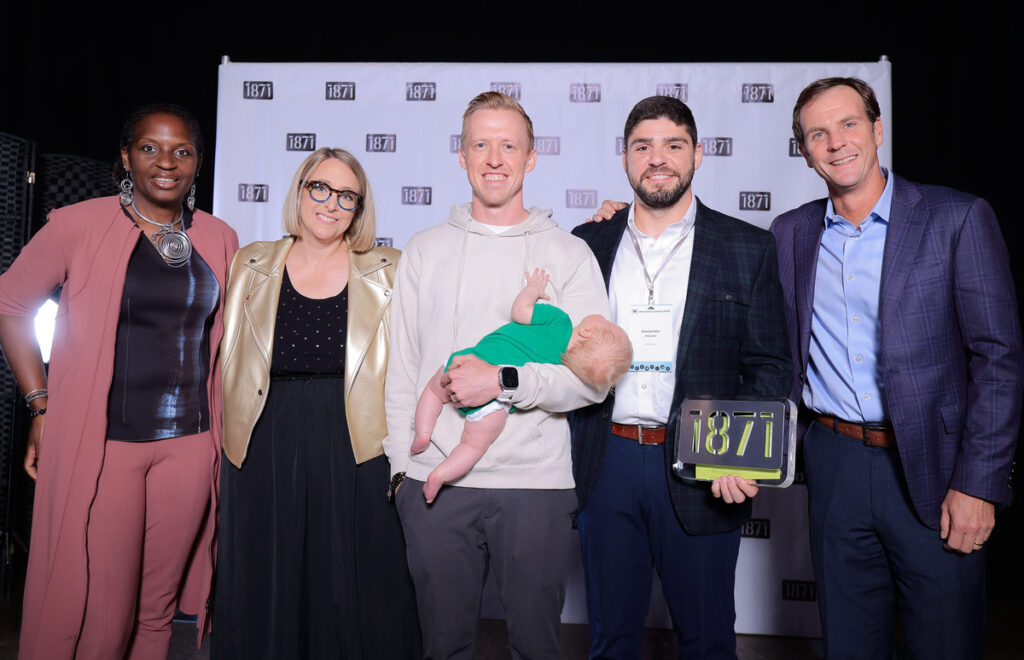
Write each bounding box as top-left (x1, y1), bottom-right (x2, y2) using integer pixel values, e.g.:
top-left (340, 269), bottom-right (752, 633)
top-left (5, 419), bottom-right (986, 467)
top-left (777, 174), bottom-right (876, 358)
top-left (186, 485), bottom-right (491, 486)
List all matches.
top-left (571, 96), bottom-right (791, 659)
top-left (771, 77), bottom-right (1022, 659)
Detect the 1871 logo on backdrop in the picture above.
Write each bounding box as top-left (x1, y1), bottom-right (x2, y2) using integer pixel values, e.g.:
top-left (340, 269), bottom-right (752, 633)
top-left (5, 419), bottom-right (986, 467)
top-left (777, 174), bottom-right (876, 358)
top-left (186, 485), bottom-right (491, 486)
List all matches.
top-left (406, 82), bottom-right (437, 101)
top-left (656, 83), bottom-right (688, 101)
top-left (534, 137), bottom-right (561, 155)
top-left (781, 580), bottom-right (817, 602)
top-left (569, 83), bottom-right (601, 103)
top-left (566, 190), bottom-right (598, 208)
top-left (742, 83), bottom-right (774, 103)
top-left (740, 518), bottom-right (771, 539)
top-left (286, 133), bottom-right (316, 151)
top-left (490, 82), bottom-right (521, 100)
top-left (374, 237), bottom-right (393, 248)
top-left (242, 81), bottom-right (273, 100)
top-left (366, 134), bottom-right (397, 153)
top-left (700, 137), bottom-right (733, 157)
top-left (450, 135), bottom-right (461, 154)
top-left (326, 82), bottom-right (356, 100)
top-left (238, 184), bottom-right (269, 202)
top-left (789, 138), bottom-right (803, 157)
top-left (615, 137), bottom-right (625, 155)
top-left (401, 187), bottom-right (432, 205)
top-left (739, 191), bottom-right (771, 211)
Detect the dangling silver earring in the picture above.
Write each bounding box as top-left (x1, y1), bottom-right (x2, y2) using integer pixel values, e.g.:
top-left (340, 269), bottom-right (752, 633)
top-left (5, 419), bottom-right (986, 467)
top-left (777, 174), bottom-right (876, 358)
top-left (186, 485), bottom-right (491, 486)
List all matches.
top-left (119, 172), bottom-right (134, 206)
top-left (186, 183), bottom-right (196, 211)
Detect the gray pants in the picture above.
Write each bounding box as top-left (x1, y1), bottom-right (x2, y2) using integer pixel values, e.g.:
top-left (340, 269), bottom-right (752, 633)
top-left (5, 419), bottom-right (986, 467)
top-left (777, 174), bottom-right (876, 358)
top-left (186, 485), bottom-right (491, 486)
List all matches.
top-left (396, 478), bottom-right (576, 660)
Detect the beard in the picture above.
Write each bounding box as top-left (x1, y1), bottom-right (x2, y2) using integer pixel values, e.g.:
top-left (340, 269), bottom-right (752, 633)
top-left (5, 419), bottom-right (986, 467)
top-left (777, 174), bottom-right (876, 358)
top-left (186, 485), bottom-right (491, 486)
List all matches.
top-left (629, 167), bottom-right (693, 209)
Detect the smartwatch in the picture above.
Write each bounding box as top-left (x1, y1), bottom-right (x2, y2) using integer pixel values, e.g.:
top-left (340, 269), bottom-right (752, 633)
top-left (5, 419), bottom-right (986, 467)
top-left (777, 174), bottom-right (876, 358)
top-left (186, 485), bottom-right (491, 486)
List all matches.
top-left (497, 366), bottom-right (519, 403)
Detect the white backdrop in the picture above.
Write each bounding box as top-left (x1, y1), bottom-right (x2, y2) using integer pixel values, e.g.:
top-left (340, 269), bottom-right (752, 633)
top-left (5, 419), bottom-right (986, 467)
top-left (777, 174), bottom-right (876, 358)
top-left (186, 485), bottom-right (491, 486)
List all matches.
top-left (214, 60), bottom-right (892, 637)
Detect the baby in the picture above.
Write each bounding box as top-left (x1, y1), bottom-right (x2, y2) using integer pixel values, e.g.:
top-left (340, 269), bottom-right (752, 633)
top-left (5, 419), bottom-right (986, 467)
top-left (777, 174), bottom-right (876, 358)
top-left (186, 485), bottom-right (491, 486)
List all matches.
top-left (412, 268), bottom-right (632, 503)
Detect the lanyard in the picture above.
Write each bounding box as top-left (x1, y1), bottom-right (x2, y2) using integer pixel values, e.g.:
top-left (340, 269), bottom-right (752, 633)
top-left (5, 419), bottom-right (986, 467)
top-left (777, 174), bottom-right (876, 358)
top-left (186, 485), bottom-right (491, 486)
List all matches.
top-left (626, 223), bottom-right (691, 306)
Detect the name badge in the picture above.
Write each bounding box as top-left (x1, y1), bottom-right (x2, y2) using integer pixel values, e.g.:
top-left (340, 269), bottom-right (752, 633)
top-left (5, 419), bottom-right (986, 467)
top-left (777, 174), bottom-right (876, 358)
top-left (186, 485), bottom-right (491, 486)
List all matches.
top-left (628, 304), bottom-right (674, 373)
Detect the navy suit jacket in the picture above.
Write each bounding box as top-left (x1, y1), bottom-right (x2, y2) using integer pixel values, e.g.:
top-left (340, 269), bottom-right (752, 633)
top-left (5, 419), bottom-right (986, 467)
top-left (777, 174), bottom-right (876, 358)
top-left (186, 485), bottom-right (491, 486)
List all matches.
top-left (570, 201), bottom-right (792, 535)
top-left (770, 174), bottom-right (1023, 529)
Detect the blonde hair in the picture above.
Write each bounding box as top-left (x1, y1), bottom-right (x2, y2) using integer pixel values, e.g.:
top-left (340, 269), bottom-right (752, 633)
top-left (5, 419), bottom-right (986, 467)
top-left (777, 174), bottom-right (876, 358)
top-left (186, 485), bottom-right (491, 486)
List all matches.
top-left (460, 91), bottom-right (535, 152)
top-left (281, 147), bottom-right (377, 252)
top-left (562, 323), bottom-right (633, 388)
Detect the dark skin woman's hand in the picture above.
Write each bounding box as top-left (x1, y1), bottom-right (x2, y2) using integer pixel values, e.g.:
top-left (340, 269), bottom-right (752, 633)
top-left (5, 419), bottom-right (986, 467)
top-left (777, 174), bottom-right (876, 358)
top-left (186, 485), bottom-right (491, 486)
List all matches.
top-left (0, 314), bottom-right (48, 479)
top-left (24, 413), bottom-right (44, 480)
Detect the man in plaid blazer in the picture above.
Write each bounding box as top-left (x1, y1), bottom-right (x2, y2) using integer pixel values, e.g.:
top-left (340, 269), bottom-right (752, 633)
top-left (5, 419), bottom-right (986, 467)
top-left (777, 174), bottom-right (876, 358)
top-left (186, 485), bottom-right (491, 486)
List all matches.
top-left (770, 77), bottom-right (1022, 659)
top-left (570, 96), bottom-right (791, 659)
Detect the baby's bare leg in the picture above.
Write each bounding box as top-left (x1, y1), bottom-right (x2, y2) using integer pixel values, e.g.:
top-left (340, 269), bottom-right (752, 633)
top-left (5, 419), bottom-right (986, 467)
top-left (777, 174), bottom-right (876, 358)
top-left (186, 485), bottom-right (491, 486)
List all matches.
top-left (423, 409), bottom-right (508, 503)
top-left (412, 367), bottom-right (448, 454)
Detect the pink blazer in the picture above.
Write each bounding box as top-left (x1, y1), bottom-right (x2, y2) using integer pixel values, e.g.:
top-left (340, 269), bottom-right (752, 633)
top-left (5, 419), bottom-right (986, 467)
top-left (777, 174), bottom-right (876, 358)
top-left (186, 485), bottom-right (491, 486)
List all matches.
top-left (0, 196), bottom-right (238, 657)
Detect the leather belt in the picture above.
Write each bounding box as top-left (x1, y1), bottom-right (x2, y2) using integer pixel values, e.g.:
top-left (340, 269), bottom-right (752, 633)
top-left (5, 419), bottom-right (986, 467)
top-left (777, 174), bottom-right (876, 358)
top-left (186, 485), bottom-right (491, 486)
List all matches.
top-left (816, 415), bottom-right (895, 448)
top-left (611, 423), bottom-right (666, 445)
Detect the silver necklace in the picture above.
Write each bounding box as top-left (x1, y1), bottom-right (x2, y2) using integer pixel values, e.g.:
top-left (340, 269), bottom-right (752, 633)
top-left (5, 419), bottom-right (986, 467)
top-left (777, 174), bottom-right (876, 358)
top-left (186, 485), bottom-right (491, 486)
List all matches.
top-left (130, 200), bottom-right (192, 267)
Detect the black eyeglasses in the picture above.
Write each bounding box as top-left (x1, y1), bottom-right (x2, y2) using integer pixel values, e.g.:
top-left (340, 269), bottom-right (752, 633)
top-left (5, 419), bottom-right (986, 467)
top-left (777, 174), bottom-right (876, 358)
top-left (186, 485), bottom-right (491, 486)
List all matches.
top-left (304, 180), bottom-right (362, 211)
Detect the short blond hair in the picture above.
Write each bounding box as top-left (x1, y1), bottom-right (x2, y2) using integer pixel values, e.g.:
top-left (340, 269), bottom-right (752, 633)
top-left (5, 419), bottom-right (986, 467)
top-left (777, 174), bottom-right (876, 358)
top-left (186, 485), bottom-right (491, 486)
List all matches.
top-left (460, 91), bottom-right (535, 152)
top-left (281, 147), bottom-right (377, 252)
top-left (562, 323), bottom-right (632, 388)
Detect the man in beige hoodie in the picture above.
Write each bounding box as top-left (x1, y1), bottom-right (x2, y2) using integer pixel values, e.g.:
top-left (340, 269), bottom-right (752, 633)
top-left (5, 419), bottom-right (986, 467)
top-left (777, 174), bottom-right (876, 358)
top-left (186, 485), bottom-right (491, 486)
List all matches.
top-left (384, 91), bottom-right (609, 659)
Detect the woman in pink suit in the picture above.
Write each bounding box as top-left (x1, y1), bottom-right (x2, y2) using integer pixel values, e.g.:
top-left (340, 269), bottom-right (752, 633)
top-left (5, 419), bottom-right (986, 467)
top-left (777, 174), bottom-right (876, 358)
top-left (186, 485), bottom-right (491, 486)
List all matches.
top-left (0, 104), bottom-right (238, 659)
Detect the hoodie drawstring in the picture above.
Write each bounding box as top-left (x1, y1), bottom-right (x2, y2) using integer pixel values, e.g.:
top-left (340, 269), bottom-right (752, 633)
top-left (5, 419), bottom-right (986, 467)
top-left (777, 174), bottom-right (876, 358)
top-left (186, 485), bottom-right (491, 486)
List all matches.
top-left (451, 220), bottom-right (472, 353)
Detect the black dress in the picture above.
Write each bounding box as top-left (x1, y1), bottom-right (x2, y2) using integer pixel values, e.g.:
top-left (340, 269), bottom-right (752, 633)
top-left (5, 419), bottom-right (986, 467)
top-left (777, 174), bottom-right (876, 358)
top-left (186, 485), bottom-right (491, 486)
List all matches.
top-left (213, 269), bottom-right (420, 659)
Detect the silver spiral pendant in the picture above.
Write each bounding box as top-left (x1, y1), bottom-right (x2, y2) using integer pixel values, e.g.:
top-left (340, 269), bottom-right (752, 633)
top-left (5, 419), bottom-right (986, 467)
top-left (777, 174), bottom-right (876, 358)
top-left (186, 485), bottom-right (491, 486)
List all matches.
top-left (152, 226), bottom-right (192, 267)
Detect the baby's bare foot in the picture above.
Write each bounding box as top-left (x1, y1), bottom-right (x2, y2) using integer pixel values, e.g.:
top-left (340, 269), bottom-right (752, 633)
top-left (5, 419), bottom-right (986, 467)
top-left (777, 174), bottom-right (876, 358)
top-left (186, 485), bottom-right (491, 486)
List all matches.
top-left (423, 471), bottom-right (445, 504)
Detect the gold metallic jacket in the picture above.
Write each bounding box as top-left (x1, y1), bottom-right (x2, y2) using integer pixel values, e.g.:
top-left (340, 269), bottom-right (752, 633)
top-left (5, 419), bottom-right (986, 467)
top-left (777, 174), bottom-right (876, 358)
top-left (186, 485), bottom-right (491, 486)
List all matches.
top-left (220, 237), bottom-right (398, 467)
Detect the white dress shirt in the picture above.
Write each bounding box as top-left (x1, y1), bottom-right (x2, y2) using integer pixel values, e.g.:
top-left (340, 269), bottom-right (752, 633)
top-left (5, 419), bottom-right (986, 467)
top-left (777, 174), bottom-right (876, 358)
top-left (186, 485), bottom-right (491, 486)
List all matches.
top-left (610, 198), bottom-right (697, 425)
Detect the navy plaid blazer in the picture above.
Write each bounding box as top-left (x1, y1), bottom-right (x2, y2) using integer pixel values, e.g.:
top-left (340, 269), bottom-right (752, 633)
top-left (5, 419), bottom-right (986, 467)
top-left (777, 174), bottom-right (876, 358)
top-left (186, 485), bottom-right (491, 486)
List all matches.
top-left (770, 175), bottom-right (1023, 528)
top-left (570, 201), bottom-right (792, 535)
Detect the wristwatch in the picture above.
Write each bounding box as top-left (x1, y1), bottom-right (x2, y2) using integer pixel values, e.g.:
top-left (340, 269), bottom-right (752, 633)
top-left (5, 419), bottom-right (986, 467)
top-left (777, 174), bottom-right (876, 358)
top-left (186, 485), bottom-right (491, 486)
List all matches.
top-left (497, 366), bottom-right (518, 403)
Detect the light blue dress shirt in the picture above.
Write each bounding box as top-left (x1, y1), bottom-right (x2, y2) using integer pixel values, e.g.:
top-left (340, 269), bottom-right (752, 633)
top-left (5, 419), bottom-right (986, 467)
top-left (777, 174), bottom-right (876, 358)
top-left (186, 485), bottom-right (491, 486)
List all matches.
top-left (803, 170), bottom-right (894, 423)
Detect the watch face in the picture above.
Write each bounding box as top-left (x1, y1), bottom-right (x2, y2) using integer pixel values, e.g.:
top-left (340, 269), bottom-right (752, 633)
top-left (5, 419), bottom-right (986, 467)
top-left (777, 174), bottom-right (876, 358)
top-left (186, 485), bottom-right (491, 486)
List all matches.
top-left (500, 367), bottom-right (519, 389)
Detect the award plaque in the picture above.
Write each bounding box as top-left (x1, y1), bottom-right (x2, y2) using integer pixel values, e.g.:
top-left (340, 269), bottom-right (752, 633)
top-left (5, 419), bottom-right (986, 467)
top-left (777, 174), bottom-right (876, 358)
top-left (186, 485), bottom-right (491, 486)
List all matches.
top-left (673, 397), bottom-right (797, 488)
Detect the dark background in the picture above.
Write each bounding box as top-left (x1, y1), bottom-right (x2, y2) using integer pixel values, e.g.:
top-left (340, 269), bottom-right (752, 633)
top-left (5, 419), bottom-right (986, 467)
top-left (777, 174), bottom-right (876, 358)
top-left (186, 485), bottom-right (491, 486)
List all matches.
top-left (2, 0), bottom-right (1022, 594)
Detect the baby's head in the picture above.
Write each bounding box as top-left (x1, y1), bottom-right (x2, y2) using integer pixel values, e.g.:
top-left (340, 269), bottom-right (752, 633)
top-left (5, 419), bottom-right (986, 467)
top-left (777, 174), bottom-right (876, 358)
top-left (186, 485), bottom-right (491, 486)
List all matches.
top-left (562, 315), bottom-right (633, 388)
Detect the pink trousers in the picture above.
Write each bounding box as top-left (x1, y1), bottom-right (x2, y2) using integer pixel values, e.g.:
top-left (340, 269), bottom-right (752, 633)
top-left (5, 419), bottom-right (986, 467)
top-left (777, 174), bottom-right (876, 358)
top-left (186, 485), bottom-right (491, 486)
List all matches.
top-left (74, 432), bottom-right (213, 660)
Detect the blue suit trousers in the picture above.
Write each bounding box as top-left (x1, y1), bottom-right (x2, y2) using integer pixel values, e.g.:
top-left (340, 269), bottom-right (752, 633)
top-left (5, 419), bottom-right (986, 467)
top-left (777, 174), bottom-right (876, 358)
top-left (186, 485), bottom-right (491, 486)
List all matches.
top-left (577, 432), bottom-right (740, 660)
top-left (804, 421), bottom-right (986, 659)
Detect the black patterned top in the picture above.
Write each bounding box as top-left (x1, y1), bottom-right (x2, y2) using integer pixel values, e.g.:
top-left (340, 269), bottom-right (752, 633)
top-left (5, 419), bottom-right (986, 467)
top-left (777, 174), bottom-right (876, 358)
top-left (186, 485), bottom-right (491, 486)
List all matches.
top-left (271, 268), bottom-right (347, 376)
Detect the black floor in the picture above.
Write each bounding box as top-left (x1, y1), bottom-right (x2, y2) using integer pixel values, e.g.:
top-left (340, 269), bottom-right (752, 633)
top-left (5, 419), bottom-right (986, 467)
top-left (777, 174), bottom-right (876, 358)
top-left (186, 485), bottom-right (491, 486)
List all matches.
top-left (162, 618), bottom-right (824, 660)
top-left (1, 601), bottom-right (1015, 659)
top-left (173, 602), bottom-right (1020, 659)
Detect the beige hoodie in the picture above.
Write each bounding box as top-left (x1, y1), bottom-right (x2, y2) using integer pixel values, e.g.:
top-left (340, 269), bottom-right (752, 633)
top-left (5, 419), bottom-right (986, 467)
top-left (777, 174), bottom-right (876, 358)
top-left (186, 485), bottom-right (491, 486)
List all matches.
top-left (384, 203), bottom-right (609, 489)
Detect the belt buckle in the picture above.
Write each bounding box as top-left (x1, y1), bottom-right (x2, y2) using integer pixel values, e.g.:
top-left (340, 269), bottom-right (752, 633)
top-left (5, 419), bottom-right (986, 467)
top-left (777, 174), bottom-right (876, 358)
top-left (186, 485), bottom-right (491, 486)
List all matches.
top-left (861, 423), bottom-right (888, 447)
top-left (637, 425), bottom-right (659, 445)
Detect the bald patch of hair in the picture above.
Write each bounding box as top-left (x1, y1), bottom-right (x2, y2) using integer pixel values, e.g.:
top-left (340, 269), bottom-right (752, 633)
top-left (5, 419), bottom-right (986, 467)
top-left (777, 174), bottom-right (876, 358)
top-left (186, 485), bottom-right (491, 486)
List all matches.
top-left (562, 323), bottom-right (633, 388)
